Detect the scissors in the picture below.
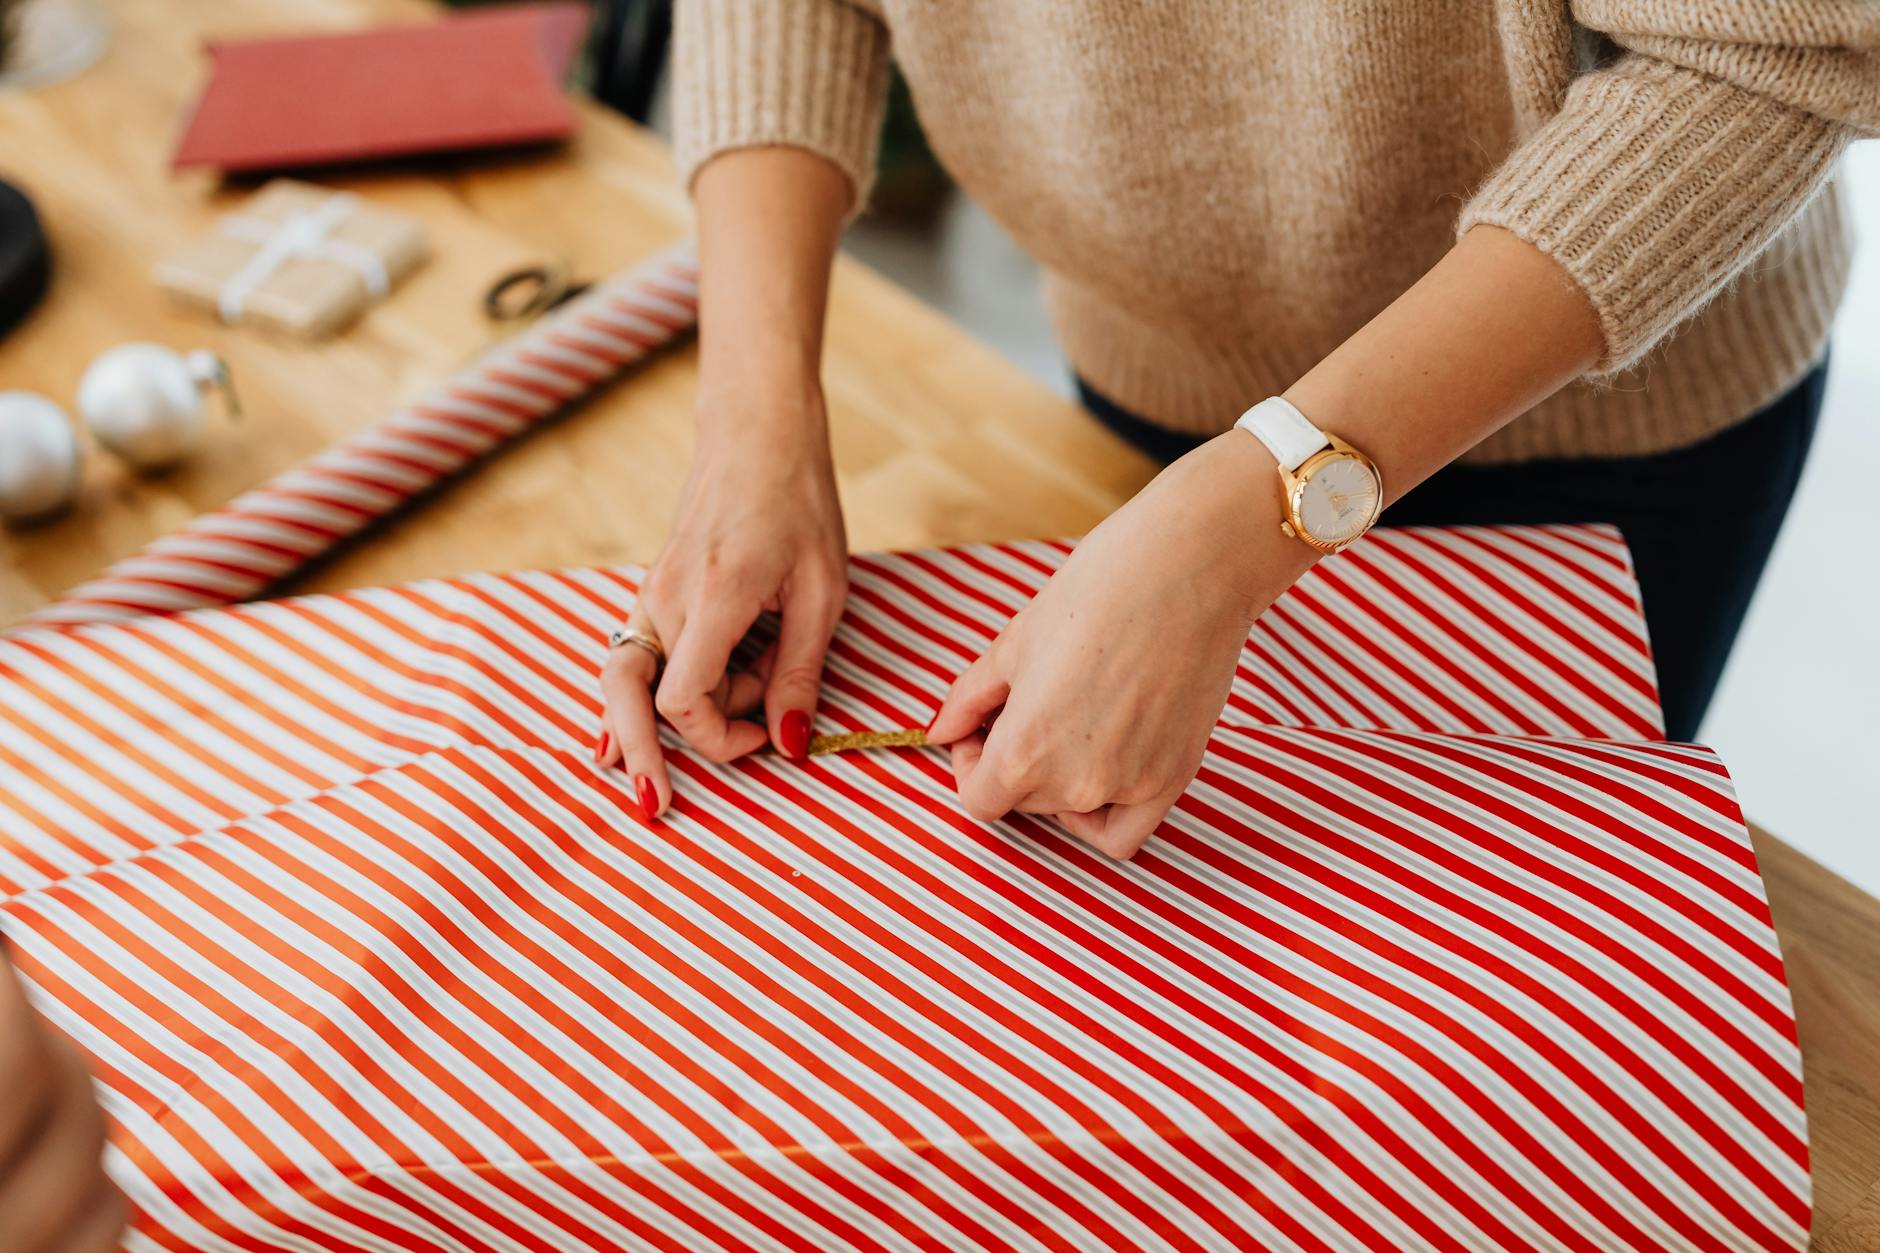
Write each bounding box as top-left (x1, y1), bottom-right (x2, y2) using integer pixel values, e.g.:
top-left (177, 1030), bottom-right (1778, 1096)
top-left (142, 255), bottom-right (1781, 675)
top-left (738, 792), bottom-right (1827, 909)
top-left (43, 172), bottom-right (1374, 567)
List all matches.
top-left (482, 261), bottom-right (592, 325)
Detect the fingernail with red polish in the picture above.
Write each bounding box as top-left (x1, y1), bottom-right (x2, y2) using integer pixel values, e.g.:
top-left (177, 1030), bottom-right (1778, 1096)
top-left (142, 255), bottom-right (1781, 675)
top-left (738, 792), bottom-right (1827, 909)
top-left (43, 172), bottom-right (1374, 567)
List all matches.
top-left (780, 709), bottom-right (811, 759)
top-left (593, 731), bottom-right (609, 764)
top-left (635, 775), bottom-right (659, 819)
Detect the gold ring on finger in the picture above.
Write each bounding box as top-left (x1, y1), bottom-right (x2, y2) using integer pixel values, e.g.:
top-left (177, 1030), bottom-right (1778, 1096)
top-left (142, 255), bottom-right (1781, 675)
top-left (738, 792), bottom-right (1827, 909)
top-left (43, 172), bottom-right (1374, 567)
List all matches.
top-left (608, 626), bottom-right (666, 673)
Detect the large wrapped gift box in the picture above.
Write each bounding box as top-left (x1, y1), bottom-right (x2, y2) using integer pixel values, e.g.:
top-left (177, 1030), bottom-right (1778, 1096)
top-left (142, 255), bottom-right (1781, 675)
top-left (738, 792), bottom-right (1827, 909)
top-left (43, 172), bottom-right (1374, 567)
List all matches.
top-left (0, 525), bottom-right (1807, 1250)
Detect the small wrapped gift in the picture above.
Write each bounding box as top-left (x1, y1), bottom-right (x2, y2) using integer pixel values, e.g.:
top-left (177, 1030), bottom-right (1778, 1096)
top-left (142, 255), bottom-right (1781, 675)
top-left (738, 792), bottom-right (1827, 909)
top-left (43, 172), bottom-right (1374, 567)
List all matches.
top-left (153, 179), bottom-right (426, 339)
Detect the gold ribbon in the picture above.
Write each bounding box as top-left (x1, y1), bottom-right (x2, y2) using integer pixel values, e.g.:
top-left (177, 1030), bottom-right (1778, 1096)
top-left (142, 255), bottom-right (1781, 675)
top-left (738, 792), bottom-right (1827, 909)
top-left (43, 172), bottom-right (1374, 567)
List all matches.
top-left (805, 728), bottom-right (929, 756)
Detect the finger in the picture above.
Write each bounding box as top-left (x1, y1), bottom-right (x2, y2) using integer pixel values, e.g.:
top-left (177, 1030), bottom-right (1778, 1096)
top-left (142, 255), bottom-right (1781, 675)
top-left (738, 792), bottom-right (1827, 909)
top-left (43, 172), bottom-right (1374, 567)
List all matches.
top-left (1052, 808), bottom-right (1112, 847)
top-left (599, 602), bottom-right (672, 818)
top-left (954, 719), bottom-right (1033, 824)
top-left (601, 657), bottom-right (671, 820)
top-left (722, 645), bottom-right (775, 721)
top-left (953, 731), bottom-right (1089, 827)
top-left (1006, 771), bottom-right (1108, 820)
top-left (0, 1035), bottom-right (110, 1253)
top-left (947, 733), bottom-right (987, 794)
top-left (657, 600), bottom-right (769, 763)
top-left (925, 647), bottom-right (1011, 746)
top-left (596, 598), bottom-right (666, 763)
top-left (765, 582), bottom-right (843, 759)
top-left (1055, 796), bottom-right (1176, 861)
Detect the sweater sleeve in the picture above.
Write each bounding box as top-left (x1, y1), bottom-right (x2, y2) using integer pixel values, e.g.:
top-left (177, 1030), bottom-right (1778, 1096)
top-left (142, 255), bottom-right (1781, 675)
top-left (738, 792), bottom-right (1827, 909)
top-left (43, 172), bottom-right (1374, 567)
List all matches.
top-left (671, 0), bottom-right (893, 211)
top-left (1458, 0), bottom-right (1879, 374)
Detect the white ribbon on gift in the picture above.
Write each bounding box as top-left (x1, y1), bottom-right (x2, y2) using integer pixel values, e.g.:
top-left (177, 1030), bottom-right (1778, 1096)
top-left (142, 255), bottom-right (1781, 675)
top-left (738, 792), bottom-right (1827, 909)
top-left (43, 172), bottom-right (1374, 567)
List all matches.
top-left (214, 192), bottom-right (391, 323)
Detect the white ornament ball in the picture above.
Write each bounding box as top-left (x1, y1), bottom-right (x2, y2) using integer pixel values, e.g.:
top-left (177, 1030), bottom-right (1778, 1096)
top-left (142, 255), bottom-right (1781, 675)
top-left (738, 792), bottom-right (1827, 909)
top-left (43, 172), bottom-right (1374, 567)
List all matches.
top-left (0, 391), bottom-right (83, 523)
top-left (76, 343), bottom-right (221, 470)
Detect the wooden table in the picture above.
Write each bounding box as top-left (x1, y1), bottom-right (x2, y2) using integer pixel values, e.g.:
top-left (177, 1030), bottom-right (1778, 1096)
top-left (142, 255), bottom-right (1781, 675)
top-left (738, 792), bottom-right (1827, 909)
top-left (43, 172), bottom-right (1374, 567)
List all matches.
top-left (1, 1), bottom-right (1875, 1245)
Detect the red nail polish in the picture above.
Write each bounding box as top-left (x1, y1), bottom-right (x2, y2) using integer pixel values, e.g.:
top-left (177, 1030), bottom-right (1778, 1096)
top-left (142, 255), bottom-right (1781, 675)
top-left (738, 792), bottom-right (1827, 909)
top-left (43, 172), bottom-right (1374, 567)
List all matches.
top-left (780, 709), bottom-right (811, 759)
top-left (593, 732), bottom-right (608, 764)
top-left (635, 775), bottom-right (658, 818)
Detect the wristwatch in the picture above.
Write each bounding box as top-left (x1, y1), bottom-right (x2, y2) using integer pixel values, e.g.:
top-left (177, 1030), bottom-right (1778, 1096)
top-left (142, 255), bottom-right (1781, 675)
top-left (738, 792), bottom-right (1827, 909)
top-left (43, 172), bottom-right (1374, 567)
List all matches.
top-left (1234, 396), bottom-right (1383, 554)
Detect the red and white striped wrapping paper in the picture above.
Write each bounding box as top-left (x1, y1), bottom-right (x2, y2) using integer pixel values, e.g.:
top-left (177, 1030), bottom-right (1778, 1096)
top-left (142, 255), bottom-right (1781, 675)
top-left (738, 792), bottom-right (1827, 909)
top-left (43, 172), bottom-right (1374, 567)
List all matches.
top-left (0, 524), bottom-right (1806, 1251)
top-left (22, 241), bottom-right (699, 629)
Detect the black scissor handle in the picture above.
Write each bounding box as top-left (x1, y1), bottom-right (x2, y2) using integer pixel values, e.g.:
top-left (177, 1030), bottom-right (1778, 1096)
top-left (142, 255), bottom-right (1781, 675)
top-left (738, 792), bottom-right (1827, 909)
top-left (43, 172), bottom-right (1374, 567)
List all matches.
top-left (483, 263), bottom-right (593, 324)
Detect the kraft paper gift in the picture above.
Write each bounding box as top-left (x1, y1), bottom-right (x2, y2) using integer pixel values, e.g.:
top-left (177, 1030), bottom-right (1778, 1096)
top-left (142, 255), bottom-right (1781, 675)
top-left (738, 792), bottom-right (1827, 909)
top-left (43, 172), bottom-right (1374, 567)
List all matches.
top-left (153, 180), bottom-right (427, 339)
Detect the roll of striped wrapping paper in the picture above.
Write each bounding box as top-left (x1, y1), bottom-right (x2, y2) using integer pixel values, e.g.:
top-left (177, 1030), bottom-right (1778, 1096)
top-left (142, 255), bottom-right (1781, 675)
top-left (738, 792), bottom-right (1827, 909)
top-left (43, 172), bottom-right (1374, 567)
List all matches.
top-left (21, 240), bottom-right (699, 629)
top-left (0, 524), bottom-right (1808, 1251)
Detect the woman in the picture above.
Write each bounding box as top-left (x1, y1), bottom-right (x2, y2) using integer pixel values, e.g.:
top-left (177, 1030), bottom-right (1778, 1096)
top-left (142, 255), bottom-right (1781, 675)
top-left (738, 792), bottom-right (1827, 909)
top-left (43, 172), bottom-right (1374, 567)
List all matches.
top-left (598, 0), bottom-right (1877, 859)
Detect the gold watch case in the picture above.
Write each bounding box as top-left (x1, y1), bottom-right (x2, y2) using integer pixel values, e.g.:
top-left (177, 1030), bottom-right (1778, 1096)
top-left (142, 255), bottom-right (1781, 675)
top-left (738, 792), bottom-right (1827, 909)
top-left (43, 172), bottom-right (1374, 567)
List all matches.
top-left (1275, 435), bottom-right (1384, 555)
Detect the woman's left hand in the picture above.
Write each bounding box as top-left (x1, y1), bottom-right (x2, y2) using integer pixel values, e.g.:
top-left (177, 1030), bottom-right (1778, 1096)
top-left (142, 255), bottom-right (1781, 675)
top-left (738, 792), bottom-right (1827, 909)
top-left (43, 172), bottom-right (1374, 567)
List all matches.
top-left (926, 431), bottom-right (1316, 859)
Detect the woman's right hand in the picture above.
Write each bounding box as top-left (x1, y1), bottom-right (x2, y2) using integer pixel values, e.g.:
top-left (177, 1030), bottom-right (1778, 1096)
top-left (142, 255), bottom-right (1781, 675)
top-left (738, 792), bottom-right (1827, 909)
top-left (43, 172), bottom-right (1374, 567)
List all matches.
top-left (602, 143), bottom-right (856, 817)
top-left (597, 381), bottom-right (848, 818)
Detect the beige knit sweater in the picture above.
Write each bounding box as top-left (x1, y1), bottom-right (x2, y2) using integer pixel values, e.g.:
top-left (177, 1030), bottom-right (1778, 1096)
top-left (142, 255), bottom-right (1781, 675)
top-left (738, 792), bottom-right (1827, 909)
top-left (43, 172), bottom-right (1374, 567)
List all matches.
top-left (673, 1), bottom-right (1879, 463)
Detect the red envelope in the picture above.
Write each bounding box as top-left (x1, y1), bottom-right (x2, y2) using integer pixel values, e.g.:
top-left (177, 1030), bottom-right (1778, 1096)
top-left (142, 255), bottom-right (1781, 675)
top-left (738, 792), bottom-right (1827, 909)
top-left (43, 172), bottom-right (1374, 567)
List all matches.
top-left (172, 3), bottom-right (588, 172)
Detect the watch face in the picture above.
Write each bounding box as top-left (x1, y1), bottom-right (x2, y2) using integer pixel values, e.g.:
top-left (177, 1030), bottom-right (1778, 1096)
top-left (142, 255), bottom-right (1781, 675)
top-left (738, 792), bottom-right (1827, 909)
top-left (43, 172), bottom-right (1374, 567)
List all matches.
top-left (1295, 454), bottom-right (1381, 546)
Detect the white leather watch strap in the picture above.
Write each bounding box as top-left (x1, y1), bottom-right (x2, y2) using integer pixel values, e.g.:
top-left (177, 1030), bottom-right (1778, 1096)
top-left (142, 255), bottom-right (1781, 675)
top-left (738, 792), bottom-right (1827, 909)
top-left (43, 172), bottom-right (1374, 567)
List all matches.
top-left (1234, 396), bottom-right (1328, 472)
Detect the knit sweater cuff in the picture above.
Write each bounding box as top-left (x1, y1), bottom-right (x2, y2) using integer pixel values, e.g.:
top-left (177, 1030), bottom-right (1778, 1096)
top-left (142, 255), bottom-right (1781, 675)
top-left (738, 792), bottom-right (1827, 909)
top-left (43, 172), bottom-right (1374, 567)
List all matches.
top-left (672, 0), bottom-right (892, 212)
top-left (1459, 57), bottom-right (1846, 376)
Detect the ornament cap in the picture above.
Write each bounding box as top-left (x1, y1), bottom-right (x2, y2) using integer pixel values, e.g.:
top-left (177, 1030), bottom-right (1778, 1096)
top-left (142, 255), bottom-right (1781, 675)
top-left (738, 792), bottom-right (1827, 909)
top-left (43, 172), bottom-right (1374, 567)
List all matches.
top-left (184, 349), bottom-right (240, 419)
